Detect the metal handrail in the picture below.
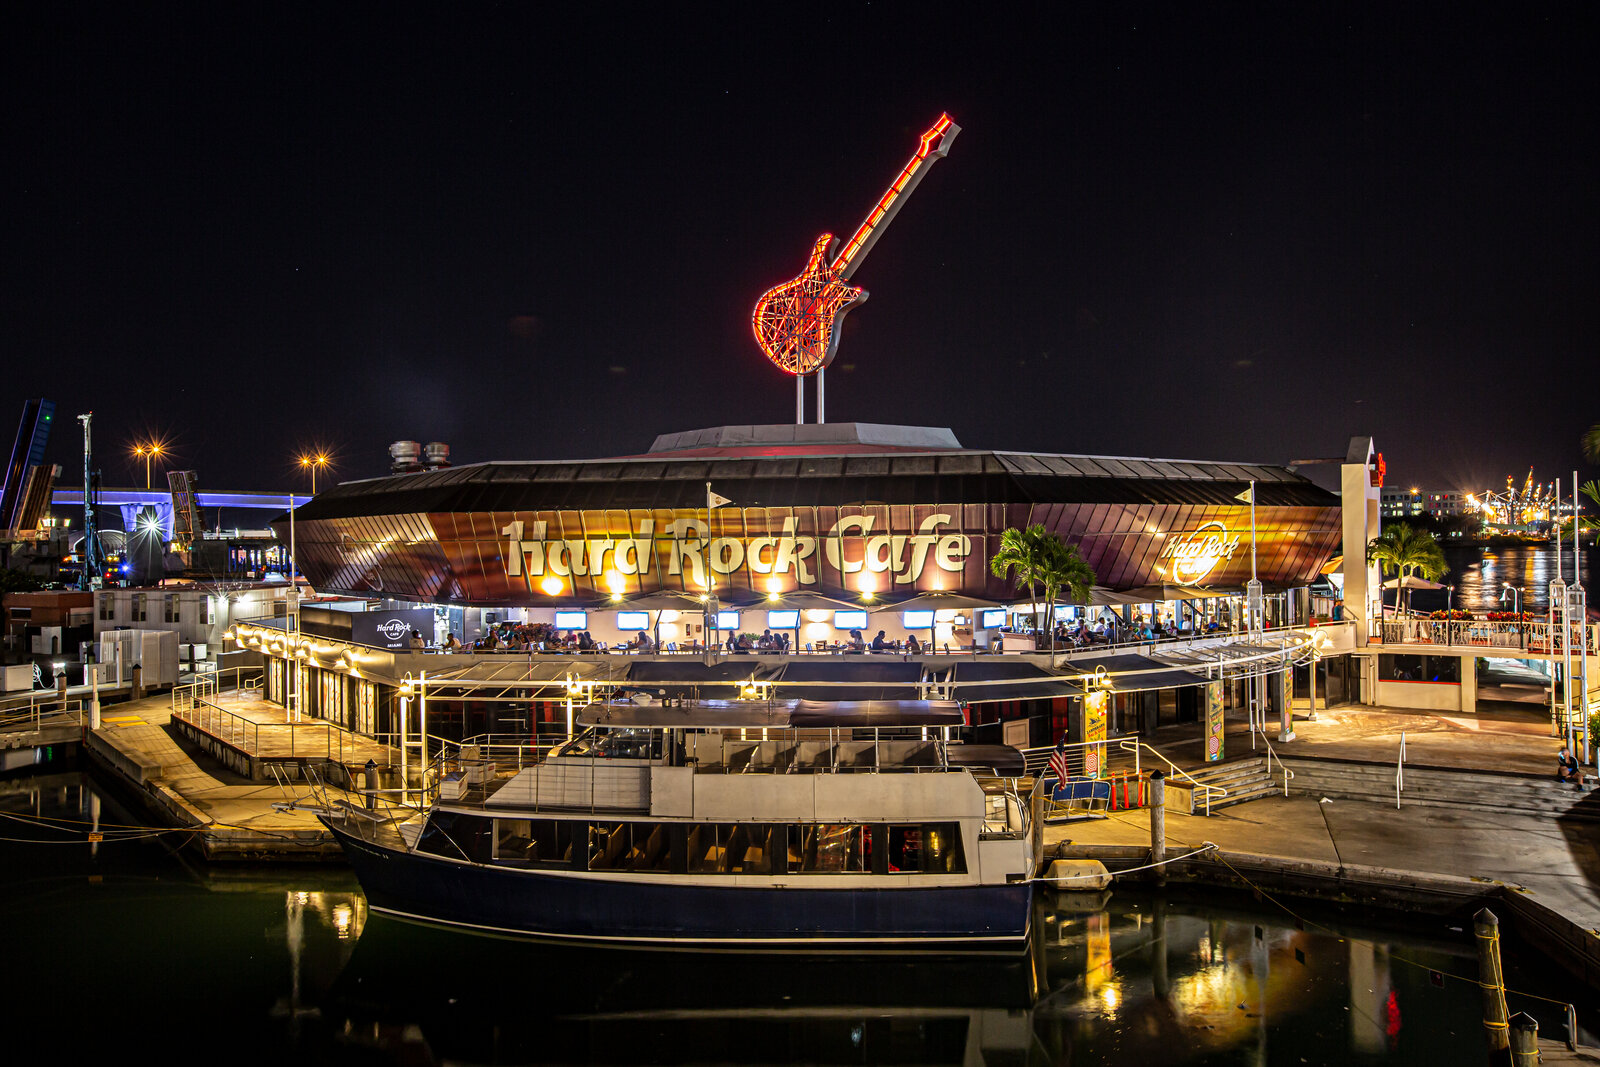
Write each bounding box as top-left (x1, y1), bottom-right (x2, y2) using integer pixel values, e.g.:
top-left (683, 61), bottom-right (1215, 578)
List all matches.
top-left (1396, 731), bottom-right (1406, 809)
top-left (1116, 738), bottom-right (1227, 816)
top-left (0, 697), bottom-right (84, 733)
top-left (1261, 734), bottom-right (1294, 796)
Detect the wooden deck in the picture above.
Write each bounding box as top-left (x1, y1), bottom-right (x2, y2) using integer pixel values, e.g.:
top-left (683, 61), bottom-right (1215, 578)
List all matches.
top-left (176, 689), bottom-right (396, 770)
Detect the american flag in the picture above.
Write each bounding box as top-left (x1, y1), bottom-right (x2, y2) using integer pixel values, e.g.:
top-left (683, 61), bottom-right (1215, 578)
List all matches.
top-left (1048, 735), bottom-right (1071, 783)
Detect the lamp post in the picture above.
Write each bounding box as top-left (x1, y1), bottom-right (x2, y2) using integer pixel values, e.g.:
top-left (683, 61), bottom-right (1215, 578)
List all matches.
top-left (299, 453), bottom-right (330, 494)
top-left (132, 442), bottom-right (165, 490)
top-left (1501, 583), bottom-right (1523, 651)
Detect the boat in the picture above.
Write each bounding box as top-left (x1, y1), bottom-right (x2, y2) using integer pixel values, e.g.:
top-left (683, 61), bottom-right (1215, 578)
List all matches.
top-left (319, 697), bottom-right (1040, 952)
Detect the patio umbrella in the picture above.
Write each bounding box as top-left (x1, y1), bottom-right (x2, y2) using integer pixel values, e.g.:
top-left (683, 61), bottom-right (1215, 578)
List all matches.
top-left (1380, 575), bottom-right (1447, 591)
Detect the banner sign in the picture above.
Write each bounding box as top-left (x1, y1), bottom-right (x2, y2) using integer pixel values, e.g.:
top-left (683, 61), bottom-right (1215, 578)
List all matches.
top-left (351, 608), bottom-right (436, 650)
top-left (1083, 690), bottom-right (1108, 779)
top-left (1205, 681), bottom-right (1225, 762)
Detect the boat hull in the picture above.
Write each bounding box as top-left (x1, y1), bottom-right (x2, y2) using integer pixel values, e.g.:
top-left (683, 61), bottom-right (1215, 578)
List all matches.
top-left (324, 819), bottom-right (1031, 952)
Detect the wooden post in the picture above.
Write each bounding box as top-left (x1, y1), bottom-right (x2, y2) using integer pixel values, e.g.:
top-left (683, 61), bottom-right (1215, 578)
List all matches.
top-left (1149, 770), bottom-right (1166, 882)
top-left (1508, 1012), bottom-right (1538, 1067)
top-left (1474, 908), bottom-right (1511, 1064)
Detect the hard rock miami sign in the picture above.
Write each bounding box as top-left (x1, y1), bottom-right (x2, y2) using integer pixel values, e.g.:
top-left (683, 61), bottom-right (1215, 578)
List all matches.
top-left (499, 511), bottom-right (974, 597)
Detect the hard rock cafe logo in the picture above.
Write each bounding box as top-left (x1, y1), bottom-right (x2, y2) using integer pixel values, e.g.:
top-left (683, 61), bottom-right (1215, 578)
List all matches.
top-left (376, 618), bottom-right (412, 642)
top-left (1158, 521), bottom-right (1243, 586)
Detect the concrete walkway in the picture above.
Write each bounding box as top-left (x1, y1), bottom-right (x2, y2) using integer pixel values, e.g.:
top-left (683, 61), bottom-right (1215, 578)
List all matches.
top-left (86, 691), bottom-right (346, 860)
top-left (1046, 796), bottom-right (1600, 935)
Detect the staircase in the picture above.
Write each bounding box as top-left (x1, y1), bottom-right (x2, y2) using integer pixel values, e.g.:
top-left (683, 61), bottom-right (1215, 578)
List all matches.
top-left (1281, 757), bottom-right (1600, 822)
top-left (1184, 756), bottom-right (1284, 811)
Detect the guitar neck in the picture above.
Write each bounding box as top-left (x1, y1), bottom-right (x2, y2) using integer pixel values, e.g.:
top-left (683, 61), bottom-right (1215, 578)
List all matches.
top-left (831, 113), bottom-right (961, 280)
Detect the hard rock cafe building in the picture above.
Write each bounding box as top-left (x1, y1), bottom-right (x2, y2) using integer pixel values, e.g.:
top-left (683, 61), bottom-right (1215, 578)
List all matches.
top-left (252, 423), bottom-right (1378, 755)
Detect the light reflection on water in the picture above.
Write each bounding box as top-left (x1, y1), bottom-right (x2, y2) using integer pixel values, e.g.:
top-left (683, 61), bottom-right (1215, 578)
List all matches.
top-left (6, 766), bottom-right (1599, 1065)
top-left (1423, 544), bottom-right (1600, 614)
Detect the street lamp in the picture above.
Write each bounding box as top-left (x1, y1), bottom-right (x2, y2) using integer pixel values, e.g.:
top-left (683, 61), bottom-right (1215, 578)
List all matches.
top-left (132, 442), bottom-right (165, 490)
top-left (299, 453), bottom-right (331, 494)
top-left (1500, 582), bottom-right (1521, 615)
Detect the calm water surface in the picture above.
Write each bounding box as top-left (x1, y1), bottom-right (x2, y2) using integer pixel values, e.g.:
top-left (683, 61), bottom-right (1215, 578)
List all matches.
top-left (6, 764), bottom-right (1596, 1065)
top-left (1420, 543), bottom-right (1600, 614)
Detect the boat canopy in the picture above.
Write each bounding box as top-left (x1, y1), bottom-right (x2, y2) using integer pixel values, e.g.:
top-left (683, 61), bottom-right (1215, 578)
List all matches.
top-left (578, 698), bottom-right (966, 730)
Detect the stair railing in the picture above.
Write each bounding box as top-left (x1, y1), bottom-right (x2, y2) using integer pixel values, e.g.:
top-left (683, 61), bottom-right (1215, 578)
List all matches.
top-left (1116, 739), bottom-right (1227, 816)
top-left (1395, 731), bottom-right (1407, 809)
top-left (1261, 734), bottom-right (1293, 796)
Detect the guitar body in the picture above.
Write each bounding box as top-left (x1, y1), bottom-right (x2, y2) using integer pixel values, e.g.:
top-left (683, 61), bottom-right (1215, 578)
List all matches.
top-left (751, 235), bottom-right (867, 375)
top-left (750, 114), bottom-right (958, 378)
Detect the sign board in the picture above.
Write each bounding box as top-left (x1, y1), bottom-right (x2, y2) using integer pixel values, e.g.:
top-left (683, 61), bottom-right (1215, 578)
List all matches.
top-left (1083, 690), bottom-right (1108, 779)
top-left (1205, 681), bottom-right (1225, 762)
top-left (351, 608), bottom-right (436, 650)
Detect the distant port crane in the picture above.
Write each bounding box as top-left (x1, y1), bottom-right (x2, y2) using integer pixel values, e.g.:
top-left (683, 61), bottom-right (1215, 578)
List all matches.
top-left (1466, 468), bottom-right (1556, 531)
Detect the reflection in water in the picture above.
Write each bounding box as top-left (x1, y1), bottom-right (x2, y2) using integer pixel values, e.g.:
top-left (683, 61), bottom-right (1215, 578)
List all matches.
top-left (1426, 544), bottom-right (1599, 614)
top-left (4, 768), bottom-right (1598, 1064)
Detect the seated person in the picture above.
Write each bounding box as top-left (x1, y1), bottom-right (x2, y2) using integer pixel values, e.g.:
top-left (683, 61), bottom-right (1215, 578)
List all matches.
top-left (846, 629), bottom-right (866, 653)
top-left (632, 630), bottom-right (655, 652)
top-left (870, 629), bottom-right (890, 652)
top-left (905, 633), bottom-right (922, 654)
top-left (577, 631), bottom-right (598, 652)
top-left (734, 632), bottom-right (755, 653)
top-left (1557, 746), bottom-right (1586, 788)
top-left (758, 628), bottom-right (777, 651)
top-left (442, 633), bottom-right (461, 652)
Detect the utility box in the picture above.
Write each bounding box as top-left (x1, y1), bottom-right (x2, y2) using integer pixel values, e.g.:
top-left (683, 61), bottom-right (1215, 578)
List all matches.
top-left (135, 630), bottom-right (180, 688)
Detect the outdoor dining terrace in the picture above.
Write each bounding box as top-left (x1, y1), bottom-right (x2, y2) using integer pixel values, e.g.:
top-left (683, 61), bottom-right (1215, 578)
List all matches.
top-left (1369, 613), bottom-right (1600, 655)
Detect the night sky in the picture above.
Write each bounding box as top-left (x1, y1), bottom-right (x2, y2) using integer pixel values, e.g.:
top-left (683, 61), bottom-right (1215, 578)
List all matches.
top-left (5, 6), bottom-right (1596, 497)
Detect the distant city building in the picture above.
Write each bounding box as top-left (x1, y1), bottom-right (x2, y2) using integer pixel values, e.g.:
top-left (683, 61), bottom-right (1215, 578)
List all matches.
top-left (1380, 488), bottom-right (1471, 520)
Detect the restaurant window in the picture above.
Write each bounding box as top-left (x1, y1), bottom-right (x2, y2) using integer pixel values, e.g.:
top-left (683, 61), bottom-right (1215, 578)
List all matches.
top-left (98, 595), bottom-right (114, 621)
top-left (1379, 654), bottom-right (1460, 683)
top-left (199, 597), bottom-right (213, 625)
top-left (164, 595), bottom-right (179, 623)
top-left (131, 594), bottom-right (147, 622)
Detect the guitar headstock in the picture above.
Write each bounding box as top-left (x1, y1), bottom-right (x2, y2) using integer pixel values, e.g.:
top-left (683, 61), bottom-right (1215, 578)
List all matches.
top-left (918, 113), bottom-right (961, 161)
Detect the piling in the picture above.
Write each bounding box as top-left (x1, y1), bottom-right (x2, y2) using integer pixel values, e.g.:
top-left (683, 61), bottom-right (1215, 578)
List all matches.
top-left (1474, 907), bottom-right (1511, 1064)
top-left (1508, 1012), bottom-right (1538, 1067)
top-left (1149, 771), bottom-right (1166, 882)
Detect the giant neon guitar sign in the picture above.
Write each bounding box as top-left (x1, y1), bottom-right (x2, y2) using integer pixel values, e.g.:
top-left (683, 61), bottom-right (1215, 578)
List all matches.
top-left (752, 114), bottom-right (961, 376)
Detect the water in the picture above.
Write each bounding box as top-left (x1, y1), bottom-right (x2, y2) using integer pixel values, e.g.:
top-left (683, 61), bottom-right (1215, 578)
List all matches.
top-left (5, 764), bottom-right (1596, 1065)
top-left (1402, 543), bottom-right (1600, 615)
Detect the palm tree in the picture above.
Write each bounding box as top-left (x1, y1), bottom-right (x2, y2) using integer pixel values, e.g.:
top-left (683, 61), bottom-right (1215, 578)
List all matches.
top-left (989, 525), bottom-right (1046, 632)
top-left (1366, 522), bottom-right (1449, 615)
top-left (1582, 424), bottom-right (1600, 463)
top-left (1035, 536), bottom-right (1097, 652)
top-left (990, 525), bottom-right (1097, 647)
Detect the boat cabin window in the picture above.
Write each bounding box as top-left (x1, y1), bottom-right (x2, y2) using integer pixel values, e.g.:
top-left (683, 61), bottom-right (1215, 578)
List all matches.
top-left (494, 818), bottom-right (582, 868)
top-left (416, 811), bottom-right (492, 863)
top-left (551, 727), bottom-right (661, 761)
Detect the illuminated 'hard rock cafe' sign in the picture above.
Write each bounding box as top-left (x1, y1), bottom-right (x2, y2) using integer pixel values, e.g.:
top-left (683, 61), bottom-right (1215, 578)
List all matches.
top-left (500, 513), bottom-right (974, 592)
top-left (1158, 522), bottom-right (1243, 586)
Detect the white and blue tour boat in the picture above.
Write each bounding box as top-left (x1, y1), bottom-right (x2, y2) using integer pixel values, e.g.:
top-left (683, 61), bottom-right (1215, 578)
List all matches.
top-left (320, 698), bottom-right (1040, 951)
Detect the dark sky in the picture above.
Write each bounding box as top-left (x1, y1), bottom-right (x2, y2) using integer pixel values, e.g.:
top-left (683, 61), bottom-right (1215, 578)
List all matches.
top-left (5, 5), bottom-right (1596, 497)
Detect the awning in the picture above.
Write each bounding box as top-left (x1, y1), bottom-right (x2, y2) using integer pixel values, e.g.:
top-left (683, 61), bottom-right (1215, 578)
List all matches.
top-left (950, 662), bottom-right (1085, 703)
top-left (1063, 653), bottom-right (1210, 692)
top-left (623, 660), bottom-right (781, 699)
top-left (772, 660), bottom-right (931, 701)
top-left (578, 699), bottom-right (966, 729)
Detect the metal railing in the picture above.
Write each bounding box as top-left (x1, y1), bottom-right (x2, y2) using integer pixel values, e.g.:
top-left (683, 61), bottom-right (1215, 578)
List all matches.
top-left (172, 698), bottom-right (360, 764)
top-left (1262, 734), bottom-right (1293, 797)
top-left (0, 695), bottom-right (84, 734)
top-left (1116, 738), bottom-right (1228, 816)
top-left (1395, 731), bottom-right (1407, 809)
top-left (1371, 615), bottom-right (1599, 655)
